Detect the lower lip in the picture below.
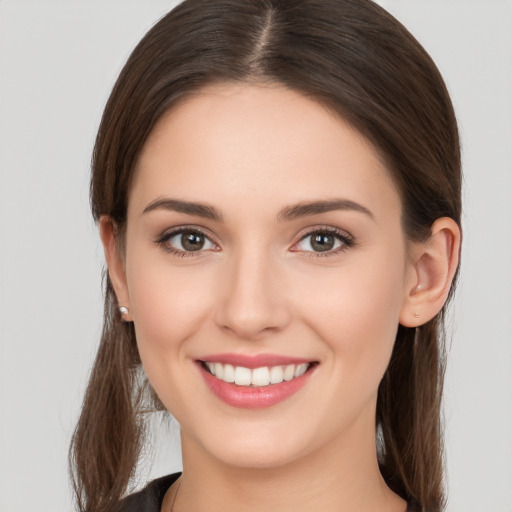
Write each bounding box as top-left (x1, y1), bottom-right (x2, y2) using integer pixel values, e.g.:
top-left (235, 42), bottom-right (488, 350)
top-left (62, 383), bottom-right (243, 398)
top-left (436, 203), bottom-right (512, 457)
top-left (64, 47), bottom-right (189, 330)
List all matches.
top-left (197, 362), bottom-right (315, 409)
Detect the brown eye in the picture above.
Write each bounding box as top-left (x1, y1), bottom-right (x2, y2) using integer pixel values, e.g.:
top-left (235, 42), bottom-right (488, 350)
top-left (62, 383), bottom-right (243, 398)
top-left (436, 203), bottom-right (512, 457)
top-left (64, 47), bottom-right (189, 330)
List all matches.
top-left (310, 233), bottom-right (336, 252)
top-left (160, 229), bottom-right (216, 254)
top-left (181, 231), bottom-right (205, 251)
top-left (293, 229), bottom-right (353, 255)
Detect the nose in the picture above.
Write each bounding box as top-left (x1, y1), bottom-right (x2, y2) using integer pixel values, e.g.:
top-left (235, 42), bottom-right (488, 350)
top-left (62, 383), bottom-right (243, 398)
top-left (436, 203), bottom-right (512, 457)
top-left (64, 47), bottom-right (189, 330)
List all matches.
top-left (214, 247), bottom-right (291, 341)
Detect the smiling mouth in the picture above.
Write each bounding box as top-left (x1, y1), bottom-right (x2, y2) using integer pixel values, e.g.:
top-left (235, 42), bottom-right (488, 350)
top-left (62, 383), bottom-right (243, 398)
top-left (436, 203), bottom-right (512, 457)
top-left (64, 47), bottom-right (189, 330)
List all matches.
top-left (200, 361), bottom-right (316, 387)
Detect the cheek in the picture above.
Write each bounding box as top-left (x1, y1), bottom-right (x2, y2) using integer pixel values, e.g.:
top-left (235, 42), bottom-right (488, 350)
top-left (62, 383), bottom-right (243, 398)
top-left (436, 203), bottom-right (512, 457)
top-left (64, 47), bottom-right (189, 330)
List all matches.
top-left (294, 248), bottom-right (407, 384)
top-left (125, 249), bottom-right (216, 363)
top-left (125, 251), bottom-right (221, 416)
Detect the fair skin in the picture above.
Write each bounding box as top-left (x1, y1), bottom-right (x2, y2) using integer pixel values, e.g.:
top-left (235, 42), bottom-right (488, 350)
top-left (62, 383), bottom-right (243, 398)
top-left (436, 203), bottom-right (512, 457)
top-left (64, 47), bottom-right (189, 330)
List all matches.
top-left (100, 83), bottom-right (460, 512)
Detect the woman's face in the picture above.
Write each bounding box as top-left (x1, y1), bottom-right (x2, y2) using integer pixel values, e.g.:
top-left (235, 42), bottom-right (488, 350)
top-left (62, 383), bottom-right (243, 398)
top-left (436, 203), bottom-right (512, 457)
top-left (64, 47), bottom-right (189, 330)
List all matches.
top-left (121, 83), bottom-right (418, 468)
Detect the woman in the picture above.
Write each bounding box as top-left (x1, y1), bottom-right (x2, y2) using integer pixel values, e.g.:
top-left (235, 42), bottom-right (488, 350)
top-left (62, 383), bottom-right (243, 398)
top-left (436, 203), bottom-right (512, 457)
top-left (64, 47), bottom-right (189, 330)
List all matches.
top-left (70, 1), bottom-right (461, 511)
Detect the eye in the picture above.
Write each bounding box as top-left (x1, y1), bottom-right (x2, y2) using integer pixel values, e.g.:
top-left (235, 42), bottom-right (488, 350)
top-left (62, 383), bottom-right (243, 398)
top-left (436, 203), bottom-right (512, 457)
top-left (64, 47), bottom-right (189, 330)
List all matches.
top-left (156, 228), bottom-right (217, 255)
top-left (292, 228), bottom-right (354, 255)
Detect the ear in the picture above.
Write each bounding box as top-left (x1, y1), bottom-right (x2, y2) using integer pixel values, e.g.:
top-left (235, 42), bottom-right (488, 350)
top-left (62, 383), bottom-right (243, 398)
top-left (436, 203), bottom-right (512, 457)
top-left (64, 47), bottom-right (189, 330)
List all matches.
top-left (99, 216), bottom-right (132, 321)
top-left (400, 217), bottom-right (461, 327)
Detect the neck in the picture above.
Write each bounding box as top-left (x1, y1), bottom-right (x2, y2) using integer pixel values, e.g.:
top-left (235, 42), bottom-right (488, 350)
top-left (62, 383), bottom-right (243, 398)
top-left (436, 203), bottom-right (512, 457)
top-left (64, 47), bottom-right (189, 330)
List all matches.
top-left (173, 412), bottom-right (406, 512)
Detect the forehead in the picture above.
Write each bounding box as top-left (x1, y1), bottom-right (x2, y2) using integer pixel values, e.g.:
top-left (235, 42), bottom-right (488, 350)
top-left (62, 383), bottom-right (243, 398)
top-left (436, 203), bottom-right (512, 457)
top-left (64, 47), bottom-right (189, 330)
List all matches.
top-left (130, 83), bottom-right (401, 221)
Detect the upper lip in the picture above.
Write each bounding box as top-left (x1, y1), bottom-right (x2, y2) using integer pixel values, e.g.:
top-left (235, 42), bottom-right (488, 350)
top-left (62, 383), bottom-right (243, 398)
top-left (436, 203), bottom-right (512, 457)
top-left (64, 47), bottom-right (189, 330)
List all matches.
top-left (198, 353), bottom-right (315, 369)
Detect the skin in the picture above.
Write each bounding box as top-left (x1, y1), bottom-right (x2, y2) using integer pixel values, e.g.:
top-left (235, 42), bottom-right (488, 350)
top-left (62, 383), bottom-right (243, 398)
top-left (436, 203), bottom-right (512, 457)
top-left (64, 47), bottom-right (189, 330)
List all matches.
top-left (101, 83), bottom-right (460, 512)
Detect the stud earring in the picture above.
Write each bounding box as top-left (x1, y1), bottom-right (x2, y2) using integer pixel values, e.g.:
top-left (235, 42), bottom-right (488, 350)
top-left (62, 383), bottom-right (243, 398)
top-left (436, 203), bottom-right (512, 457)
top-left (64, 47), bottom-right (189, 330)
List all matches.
top-left (413, 312), bottom-right (420, 319)
top-left (119, 306), bottom-right (129, 316)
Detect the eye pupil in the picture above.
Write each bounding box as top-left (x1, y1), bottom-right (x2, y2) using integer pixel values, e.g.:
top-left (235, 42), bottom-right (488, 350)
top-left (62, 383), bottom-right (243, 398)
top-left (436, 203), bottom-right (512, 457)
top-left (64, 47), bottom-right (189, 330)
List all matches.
top-left (311, 233), bottom-right (335, 252)
top-left (182, 232), bottom-right (204, 251)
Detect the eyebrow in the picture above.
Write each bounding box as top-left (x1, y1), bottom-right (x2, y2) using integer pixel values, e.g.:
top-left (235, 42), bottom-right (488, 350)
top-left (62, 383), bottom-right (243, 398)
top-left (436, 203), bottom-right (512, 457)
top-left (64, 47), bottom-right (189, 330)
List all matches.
top-left (142, 198), bottom-right (223, 221)
top-left (277, 199), bottom-right (374, 222)
top-left (142, 197), bottom-right (374, 222)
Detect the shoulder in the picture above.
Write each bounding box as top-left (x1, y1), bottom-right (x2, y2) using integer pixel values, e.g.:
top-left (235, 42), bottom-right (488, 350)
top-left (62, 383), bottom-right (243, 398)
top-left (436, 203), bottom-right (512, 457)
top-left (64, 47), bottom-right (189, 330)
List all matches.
top-left (118, 473), bottom-right (181, 512)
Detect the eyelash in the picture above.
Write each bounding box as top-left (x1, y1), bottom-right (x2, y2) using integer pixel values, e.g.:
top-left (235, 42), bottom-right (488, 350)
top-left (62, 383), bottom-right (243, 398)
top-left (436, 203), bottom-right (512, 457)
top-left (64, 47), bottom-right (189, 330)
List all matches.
top-left (155, 225), bottom-right (355, 258)
top-left (155, 227), bottom-right (219, 258)
top-left (292, 226), bottom-right (355, 258)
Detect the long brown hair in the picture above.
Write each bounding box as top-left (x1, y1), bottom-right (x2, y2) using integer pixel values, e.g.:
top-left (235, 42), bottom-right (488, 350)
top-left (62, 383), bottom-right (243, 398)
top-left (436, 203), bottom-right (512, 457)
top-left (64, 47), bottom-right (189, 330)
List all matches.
top-left (70, 1), bottom-right (461, 511)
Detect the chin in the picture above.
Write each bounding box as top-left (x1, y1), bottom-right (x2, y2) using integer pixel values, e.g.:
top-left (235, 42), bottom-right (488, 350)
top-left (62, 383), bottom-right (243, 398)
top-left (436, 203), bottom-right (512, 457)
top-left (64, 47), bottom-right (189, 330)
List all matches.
top-left (210, 442), bottom-right (304, 470)
top-left (191, 421), bottom-right (318, 470)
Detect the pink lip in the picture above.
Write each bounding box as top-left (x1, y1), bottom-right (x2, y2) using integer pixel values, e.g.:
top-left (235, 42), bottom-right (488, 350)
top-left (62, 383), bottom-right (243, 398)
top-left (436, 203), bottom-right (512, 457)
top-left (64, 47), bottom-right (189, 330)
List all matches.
top-left (196, 360), bottom-right (316, 409)
top-left (199, 353), bottom-right (313, 369)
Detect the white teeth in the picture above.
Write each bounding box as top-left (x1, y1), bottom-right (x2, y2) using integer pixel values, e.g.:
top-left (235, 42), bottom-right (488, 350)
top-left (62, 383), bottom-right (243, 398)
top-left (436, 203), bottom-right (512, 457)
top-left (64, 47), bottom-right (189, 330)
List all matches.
top-left (251, 367), bottom-right (270, 387)
top-left (269, 365), bottom-right (284, 384)
top-left (283, 364), bottom-right (295, 381)
top-left (206, 362), bottom-right (215, 375)
top-left (223, 364), bottom-right (235, 383)
top-left (204, 361), bottom-right (311, 387)
top-left (295, 363), bottom-right (308, 378)
top-left (234, 366), bottom-right (252, 386)
top-left (214, 362), bottom-right (224, 380)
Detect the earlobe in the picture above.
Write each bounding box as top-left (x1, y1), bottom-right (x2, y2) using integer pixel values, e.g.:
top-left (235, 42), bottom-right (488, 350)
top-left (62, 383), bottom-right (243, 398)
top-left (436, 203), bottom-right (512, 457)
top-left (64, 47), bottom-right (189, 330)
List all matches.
top-left (99, 216), bottom-right (132, 321)
top-left (400, 217), bottom-right (461, 327)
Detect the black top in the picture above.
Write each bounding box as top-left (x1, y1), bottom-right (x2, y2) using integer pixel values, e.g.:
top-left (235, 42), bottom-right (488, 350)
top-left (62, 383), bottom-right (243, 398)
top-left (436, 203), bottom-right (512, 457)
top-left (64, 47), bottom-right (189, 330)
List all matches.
top-left (118, 473), bottom-right (181, 512)
top-left (118, 472), bottom-right (420, 511)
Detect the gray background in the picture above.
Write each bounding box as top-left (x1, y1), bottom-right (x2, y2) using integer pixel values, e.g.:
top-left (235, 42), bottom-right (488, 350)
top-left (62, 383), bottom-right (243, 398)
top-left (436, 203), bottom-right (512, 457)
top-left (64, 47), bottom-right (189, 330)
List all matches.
top-left (0, 1), bottom-right (511, 511)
